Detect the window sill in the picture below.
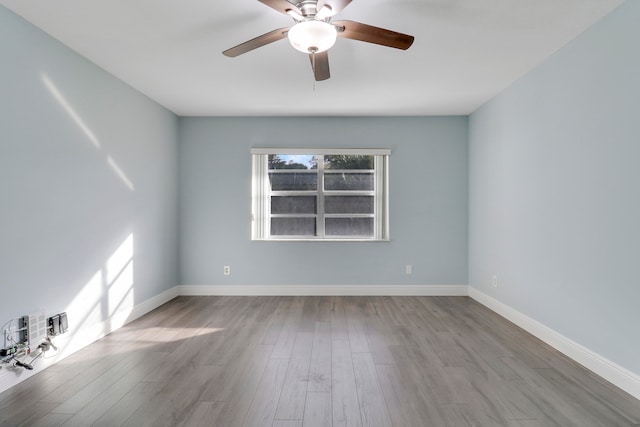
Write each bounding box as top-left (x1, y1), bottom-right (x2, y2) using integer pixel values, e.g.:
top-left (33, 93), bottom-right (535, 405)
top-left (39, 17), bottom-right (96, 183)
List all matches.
top-left (252, 238), bottom-right (391, 242)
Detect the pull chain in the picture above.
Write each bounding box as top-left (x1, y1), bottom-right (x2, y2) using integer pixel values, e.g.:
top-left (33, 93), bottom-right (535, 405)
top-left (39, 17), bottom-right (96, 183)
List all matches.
top-left (310, 48), bottom-right (317, 91)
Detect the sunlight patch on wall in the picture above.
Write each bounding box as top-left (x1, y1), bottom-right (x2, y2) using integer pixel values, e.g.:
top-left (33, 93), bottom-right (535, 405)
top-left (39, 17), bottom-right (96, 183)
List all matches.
top-left (41, 74), bottom-right (101, 148)
top-left (63, 233), bottom-right (135, 344)
top-left (106, 233), bottom-right (134, 317)
top-left (40, 73), bottom-right (135, 192)
top-left (65, 269), bottom-right (104, 331)
top-left (107, 156), bottom-right (135, 192)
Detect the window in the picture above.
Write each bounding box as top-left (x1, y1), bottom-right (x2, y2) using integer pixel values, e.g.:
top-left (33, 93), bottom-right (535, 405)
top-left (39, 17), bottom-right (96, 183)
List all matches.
top-left (252, 148), bottom-right (390, 241)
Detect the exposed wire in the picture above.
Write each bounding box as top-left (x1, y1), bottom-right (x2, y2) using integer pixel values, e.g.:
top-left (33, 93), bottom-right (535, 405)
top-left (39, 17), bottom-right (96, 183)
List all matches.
top-left (39, 338), bottom-right (59, 360)
top-left (1, 318), bottom-right (59, 371)
top-left (2, 317), bottom-right (25, 348)
top-left (14, 359), bottom-right (33, 370)
top-left (30, 351), bottom-right (44, 364)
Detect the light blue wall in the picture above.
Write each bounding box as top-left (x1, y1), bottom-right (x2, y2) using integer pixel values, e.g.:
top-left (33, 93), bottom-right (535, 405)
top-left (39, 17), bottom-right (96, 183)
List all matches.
top-left (0, 6), bottom-right (179, 333)
top-left (5, 0), bottom-right (636, 393)
top-left (468, 1), bottom-right (639, 373)
top-left (179, 116), bottom-right (468, 286)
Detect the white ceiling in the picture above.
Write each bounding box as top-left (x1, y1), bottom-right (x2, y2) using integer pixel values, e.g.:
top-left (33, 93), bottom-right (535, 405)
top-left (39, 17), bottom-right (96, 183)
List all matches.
top-left (1, 0), bottom-right (623, 116)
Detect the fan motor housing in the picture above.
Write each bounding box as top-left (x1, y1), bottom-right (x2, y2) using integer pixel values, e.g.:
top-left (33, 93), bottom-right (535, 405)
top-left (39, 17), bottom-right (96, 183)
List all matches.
top-left (297, 1), bottom-right (321, 18)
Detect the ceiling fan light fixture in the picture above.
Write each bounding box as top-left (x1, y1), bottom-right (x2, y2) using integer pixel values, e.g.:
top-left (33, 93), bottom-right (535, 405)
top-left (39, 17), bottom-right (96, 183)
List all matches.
top-left (285, 8), bottom-right (304, 21)
top-left (288, 20), bottom-right (337, 54)
top-left (316, 5), bottom-right (333, 20)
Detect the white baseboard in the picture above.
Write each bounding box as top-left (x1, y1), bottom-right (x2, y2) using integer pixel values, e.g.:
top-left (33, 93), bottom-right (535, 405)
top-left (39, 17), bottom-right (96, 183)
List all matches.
top-left (0, 286), bottom-right (179, 395)
top-left (176, 284), bottom-right (469, 296)
top-left (128, 286), bottom-right (180, 321)
top-left (468, 287), bottom-right (640, 401)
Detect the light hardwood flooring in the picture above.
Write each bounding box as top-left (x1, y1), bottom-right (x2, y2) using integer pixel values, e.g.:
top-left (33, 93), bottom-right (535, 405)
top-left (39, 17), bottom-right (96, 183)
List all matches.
top-left (1, 296), bottom-right (638, 426)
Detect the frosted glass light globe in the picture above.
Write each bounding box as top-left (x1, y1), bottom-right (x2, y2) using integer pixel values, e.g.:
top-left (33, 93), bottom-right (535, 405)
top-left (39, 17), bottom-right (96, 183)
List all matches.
top-left (288, 20), bottom-right (337, 53)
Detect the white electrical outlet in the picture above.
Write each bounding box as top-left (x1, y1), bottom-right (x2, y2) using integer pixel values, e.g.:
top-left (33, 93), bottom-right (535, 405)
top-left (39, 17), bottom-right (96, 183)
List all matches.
top-left (223, 265), bottom-right (231, 275)
top-left (405, 265), bottom-right (412, 275)
top-left (492, 275), bottom-right (498, 288)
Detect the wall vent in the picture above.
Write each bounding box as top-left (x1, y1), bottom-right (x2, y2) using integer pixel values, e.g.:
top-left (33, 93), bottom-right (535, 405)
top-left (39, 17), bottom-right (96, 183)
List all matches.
top-left (27, 311), bottom-right (47, 346)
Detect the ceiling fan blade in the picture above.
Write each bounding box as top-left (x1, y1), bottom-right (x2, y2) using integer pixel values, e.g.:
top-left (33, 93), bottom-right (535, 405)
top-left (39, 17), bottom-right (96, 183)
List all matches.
top-left (317, 0), bottom-right (353, 16)
top-left (333, 20), bottom-right (414, 50)
top-left (258, 0), bottom-right (302, 15)
top-left (309, 51), bottom-right (330, 81)
top-left (223, 27), bottom-right (290, 57)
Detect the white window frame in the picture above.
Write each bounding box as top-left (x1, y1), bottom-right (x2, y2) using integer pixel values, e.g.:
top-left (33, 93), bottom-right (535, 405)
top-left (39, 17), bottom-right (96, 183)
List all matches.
top-left (251, 148), bottom-right (390, 241)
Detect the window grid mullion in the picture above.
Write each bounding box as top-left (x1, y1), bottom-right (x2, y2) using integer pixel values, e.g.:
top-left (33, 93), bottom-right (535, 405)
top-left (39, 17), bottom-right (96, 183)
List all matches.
top-left (270, 214), bottom-right (318, 218)
top-left (324, 214), bottom-right (375, 218)
top-left (268, 169), bottom-right (317, 174)
top-left (323, 169), bottom-right (374, 174)
top-left (323, 191), bottom-right (375, 196)
top-left (270, 191), bottom-right (318, 196)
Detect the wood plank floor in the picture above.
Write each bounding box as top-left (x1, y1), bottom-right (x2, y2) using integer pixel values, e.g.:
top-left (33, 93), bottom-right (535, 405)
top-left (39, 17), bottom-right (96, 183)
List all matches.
top-left (1, 296), bottom-right (638, 426)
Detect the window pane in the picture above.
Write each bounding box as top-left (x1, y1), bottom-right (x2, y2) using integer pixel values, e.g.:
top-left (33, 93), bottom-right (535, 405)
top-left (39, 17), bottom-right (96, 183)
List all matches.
top-left (269, 154), bottom-right (318, 170)
top-left (324, 173), bottom-right (373, 191)
top-left (271, 217), bottom-right (316, 236)
top-left (269, 172), bottom-right (317, 191)
top-left (325, 218), bottom-right (374, 236)
top-left (324, 155), bottom-right (373, 170)
top-left (271, 196), bottom-right (316, 214)
top-left (325, 196), bottom-right (374, 214)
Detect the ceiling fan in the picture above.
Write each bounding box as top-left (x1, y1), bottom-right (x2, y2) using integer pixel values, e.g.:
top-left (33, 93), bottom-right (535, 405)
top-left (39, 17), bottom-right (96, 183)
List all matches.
top-left (223, 0), bottom-right (415, 81)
